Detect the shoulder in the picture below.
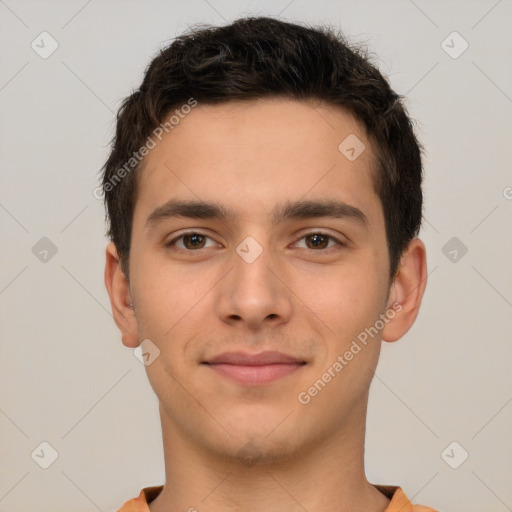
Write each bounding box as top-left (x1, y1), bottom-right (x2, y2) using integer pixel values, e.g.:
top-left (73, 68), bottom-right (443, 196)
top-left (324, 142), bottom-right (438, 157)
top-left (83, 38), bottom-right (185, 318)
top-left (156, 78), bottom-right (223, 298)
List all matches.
top-left (116, 486), bottom-right (164, 512)
top-left (375, 485), bottom-right (439, 512)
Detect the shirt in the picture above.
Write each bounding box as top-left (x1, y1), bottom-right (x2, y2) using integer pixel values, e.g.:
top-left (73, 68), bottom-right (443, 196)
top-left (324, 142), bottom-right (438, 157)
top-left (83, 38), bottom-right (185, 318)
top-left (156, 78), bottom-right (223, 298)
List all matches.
top-left (116, 484), bottom-right (438, 511)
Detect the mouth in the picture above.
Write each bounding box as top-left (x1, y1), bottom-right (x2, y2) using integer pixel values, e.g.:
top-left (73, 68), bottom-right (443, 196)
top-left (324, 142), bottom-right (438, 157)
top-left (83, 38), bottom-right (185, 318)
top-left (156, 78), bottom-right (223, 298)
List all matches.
top-left (202, 351), bottom-right (307, 385)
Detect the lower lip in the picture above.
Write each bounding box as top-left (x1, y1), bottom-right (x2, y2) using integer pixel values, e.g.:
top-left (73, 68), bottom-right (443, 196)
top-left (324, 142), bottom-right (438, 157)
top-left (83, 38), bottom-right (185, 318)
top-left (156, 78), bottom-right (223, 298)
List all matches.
top-left (205, 363), bottom-right (304, 385)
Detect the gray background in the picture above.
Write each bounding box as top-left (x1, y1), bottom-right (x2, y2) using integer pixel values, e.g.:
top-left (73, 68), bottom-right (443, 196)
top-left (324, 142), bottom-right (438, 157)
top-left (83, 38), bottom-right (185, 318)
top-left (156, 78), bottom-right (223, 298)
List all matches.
top-left (1, 1), bottom-right (511, 511)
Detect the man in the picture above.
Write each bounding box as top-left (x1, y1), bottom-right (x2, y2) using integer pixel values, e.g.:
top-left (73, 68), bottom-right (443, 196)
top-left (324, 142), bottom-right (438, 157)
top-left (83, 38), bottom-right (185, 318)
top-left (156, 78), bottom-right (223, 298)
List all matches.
top-left (102, 16), bottom-right (436, 512)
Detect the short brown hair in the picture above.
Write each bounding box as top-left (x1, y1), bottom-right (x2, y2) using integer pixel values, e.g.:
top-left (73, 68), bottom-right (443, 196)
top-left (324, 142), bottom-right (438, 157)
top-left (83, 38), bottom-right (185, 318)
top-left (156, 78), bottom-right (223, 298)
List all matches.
top-left (100, 16), bottom-right (423, 282)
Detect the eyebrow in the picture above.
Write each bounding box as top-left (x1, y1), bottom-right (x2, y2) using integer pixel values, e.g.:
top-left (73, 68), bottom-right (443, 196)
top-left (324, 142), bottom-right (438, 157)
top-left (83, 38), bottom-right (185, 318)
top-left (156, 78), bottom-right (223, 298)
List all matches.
top-left (145, 199), bottom-right (369, 230)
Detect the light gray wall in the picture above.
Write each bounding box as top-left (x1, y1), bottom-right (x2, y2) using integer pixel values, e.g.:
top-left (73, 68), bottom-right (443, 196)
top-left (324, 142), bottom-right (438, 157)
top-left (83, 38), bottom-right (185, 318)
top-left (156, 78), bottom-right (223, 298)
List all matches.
top-left (1, 1), bottom-right (511, 511)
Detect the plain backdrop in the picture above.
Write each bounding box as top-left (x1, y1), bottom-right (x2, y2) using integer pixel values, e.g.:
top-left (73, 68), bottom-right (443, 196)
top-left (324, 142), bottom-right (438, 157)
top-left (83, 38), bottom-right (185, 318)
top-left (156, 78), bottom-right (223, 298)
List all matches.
top-left (1, 1), bottom-right (511, 511)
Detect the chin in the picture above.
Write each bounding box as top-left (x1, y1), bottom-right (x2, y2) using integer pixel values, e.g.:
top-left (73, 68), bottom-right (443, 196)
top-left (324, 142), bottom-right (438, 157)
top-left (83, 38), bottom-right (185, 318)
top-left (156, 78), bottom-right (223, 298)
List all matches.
top-left (221, 402), bottom-right (295, 435)
top-left (218, 413), bottom-right (303, 456)
top-left (210, 432), bottom-right (302, 469)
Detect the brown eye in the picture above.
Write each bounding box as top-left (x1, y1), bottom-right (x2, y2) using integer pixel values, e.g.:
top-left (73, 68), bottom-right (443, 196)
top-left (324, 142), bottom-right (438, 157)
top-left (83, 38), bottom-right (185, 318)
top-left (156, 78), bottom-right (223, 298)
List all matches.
top-left (296, 232), bottom-right (344, 251)
top-left (305, 233), bottom-right (329, 249)
top-left (166, 232), bottom-right (215, 250)
top-left (182, 233), bottom-right (206, 249)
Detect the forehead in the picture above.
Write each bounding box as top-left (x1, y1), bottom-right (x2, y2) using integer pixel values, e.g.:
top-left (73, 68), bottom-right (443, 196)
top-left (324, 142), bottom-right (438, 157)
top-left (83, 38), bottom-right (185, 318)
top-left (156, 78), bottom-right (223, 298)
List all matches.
top-left (133, 97), bottom-right (381, 227)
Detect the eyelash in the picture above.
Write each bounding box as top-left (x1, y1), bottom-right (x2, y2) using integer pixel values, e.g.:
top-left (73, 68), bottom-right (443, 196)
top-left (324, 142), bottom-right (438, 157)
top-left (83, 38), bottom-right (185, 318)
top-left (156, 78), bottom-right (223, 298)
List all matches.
top-left (165, 231), bottom-right (346, 252)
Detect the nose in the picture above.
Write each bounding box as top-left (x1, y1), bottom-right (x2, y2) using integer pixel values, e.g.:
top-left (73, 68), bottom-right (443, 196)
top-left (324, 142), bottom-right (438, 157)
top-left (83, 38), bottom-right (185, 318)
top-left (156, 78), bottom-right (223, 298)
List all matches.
top-left (214, 241), bottom-right (293, 331)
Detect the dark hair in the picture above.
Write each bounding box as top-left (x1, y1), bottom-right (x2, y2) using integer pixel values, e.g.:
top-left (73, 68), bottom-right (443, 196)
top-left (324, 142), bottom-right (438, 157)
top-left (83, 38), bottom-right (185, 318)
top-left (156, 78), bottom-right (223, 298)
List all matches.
top-left (100, 16), bottom-right (423, 282)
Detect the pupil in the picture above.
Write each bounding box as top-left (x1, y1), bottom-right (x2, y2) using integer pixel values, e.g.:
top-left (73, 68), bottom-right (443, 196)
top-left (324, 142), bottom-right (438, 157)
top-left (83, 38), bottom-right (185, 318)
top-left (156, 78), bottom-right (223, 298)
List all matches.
top-left (186, 234), bottom-right (204, 248)
top-left (309, 234), bottom-right (327, 249)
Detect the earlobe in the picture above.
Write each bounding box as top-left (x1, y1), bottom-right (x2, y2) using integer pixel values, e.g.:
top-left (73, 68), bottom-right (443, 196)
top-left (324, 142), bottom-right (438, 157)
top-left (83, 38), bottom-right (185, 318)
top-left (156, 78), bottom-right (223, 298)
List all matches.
top-left (104, 242), bottom-right (140, 348)
top-left (382, 238), bottom-right (428, 343)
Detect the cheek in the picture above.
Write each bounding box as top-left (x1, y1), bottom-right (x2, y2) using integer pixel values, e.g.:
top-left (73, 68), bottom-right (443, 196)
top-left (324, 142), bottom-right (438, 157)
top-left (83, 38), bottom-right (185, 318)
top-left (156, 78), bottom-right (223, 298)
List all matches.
top-left (293, 257), bottom-right (384, 330)
top-left (131, 255), bottom-right (195, 339)
top-left (304, 266), bottom-right (386, 383)
top-left (131, 256), bottom-right (222, 368)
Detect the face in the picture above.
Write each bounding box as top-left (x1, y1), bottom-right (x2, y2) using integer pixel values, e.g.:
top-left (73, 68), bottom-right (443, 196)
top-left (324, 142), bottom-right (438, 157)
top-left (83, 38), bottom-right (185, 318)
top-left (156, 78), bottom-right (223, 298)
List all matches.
top-left (123, 98), bottom-right (396, 463)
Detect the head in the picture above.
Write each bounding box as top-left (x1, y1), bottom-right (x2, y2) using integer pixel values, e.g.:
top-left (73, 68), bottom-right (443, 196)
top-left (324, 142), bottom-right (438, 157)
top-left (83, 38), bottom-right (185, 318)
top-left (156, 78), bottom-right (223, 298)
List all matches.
top-left (103, 17), bottom-right (427, 465)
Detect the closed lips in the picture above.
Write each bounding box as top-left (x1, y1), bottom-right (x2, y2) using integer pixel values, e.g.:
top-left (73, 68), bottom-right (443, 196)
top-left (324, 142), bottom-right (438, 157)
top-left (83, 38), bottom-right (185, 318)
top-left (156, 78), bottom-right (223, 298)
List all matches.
top-left (204, 351), bottom-right (306, 365)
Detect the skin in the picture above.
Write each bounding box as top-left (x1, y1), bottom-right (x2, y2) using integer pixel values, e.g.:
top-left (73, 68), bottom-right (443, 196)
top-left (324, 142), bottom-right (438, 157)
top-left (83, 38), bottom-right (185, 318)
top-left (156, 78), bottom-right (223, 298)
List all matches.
top-left (105, 97), bottom-right (427, 512)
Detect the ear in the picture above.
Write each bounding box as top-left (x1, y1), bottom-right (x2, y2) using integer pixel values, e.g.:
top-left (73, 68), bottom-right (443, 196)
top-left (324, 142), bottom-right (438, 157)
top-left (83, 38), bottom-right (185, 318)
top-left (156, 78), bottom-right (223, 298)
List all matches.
top-left (104, 242), bottom-right (140, 348)
top-left (382, 238), bottom-right (428, 343)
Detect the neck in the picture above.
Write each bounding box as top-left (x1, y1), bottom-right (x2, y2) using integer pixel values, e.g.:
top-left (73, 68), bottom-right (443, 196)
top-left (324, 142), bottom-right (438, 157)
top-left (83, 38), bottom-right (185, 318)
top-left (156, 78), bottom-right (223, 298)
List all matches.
top-left (149, 400), bottom-right (390, 512)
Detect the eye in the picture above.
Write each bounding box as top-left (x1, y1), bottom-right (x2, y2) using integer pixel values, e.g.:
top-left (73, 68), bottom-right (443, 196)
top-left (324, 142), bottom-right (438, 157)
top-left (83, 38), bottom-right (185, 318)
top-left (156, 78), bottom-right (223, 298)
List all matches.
top-left (294, 231), bottom-right (345, 250)
top-left (166, 232), bottom-right (218, 250)
top-left (165, 230), bottom-right (346, 252)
